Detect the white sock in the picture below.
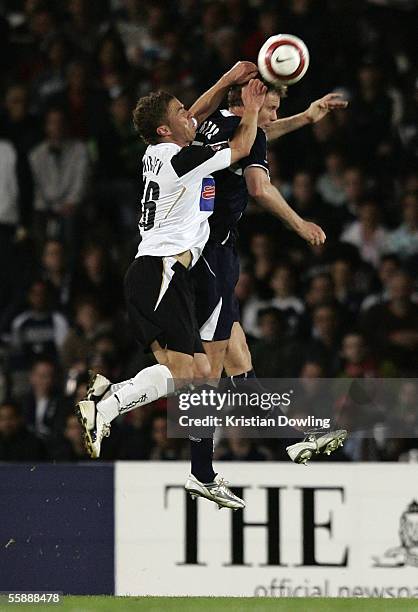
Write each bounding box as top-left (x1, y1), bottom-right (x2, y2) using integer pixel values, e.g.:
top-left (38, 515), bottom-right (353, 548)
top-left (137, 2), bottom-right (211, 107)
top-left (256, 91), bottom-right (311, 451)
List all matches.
top-left (97, 364), bottom-right (174, 422)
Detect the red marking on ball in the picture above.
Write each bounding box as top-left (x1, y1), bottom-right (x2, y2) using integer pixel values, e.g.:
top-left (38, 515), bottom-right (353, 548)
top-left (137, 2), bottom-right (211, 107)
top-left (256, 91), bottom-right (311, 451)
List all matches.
top-left (264, 39), bottom-right (306, 82)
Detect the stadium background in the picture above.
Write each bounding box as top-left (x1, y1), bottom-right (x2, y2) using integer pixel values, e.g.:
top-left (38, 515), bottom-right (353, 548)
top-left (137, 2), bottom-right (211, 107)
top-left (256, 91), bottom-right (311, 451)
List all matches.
top-left (0, 0), bottom-right (417, 463)
top-left (0, 0), bottom-right (417, 603)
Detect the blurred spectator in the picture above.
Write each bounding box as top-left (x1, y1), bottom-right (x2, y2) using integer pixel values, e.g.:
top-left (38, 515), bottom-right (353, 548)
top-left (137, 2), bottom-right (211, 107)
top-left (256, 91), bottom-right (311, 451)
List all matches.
top-left (213, 28), bottom-right (240, 75)
top-left (309, 114), bottom-right (344, 169)
top-left (48, 60), bottom-right (107, 140)
top-left (32, 36), bottom-right (69, 112)
top-left (40, 239), bottom-right (72, 311)
top-left (147, 413), bottom-right (182, 460)
top-left (190, 3), bottom-right (227, 88)
top-left (93, 92), bottom-right (145, 233)
top-left (112, 0), bottom-right (150, 66)
top-left (342, 166), bottom-right (368, 218)
top-left (15, 7), bottom-right (58, 83)
top-left (330, 256), bottom-right (364, 316)
top-left (236, 269), bottom-right (262, 338)
top-left (249, 307), bottom-right (302, 378)
top-left (242, 8), bottom-right (278, 62)
top-left (50, 413), bottom-right (90, 460)
top-left (95, 92), bottom-right (144, 180)
top-left (217, 432), bottom-right (271, 461)
top-left (0, 83), bottom-right (41, 154)
top-left (341, 200), bottom-right (389, 267)
top-left (290, 171), bottom-right (329, 225)
top-left (29, 107), bottom-right (89, 252)
top-left (316, 149), bottom-right (347, 208)
top-left (63, 0), bottom-right (102, 57)
top-left (248, 232), bottom-right (276, 289)
top-left (298, 359), bottom-right (334, 420)
top-left (71, 243), bottom-right (123, 318)
top-left (117, 405), bottom-right (153, 460)
top-left (60, 298), bottom-right (111, 370)
top-left (361, 253), bottom-right (402, 311)
top-left (306, 304), bottom-right (342, 374)
top-left (348, 63), bottom-right (394, 165)
top-left (267, 149), bottom-right (291, 198)
top-left (300, 242), bottom-right (330, 282)
top-left (0, 140), bottom-right (19, 261)
top-left (0, 401), bottom-right (46, 461)
top-left (337, 331), bottom-right (397, 378)
top-left (385, 191), bottom-right (418, 260)
top-left (241, 263), bottom-right (304, 339)
top-left (362, 271), bottom-right (418, 373)
top-left (299, 359), bottom-right (327, 379)
top-left (10, 279), bottom-right (69, 368)
top-left (21, 358), bottom-right (68, 438)
top-left (305, 273), bottom-right (335, 310)
top-left (268, 263), bottom-right (305, 336)
top-left (94, 33), bottom-right (130, 97)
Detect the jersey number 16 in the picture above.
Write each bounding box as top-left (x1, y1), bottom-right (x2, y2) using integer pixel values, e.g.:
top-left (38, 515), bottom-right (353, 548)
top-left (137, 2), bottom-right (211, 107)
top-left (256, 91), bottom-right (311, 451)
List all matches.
top-left (139, 180), bottom-right (159, 231)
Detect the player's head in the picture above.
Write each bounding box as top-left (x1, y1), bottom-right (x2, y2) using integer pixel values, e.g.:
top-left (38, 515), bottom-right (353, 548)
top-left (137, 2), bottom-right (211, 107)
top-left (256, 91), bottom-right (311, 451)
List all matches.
top-left (133, 91), bottom-right (196, 146)
top-left (228, 80), bottom-right (286, 128)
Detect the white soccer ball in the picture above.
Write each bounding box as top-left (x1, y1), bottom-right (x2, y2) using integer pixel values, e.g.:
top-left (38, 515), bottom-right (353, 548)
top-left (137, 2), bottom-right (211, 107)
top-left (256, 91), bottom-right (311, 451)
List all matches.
top-left (257, 34), bottom-right (310, 85)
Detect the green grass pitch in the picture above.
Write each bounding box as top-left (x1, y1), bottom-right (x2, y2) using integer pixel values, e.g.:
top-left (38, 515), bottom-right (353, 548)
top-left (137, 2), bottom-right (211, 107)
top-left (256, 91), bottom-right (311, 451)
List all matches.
top-left (3, 597), bottom-right (418, 612)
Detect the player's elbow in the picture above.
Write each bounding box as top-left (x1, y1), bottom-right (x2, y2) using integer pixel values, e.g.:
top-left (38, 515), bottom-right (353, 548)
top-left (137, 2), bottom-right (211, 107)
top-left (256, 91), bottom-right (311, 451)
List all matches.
top-left (247, 181), bottom-right (267, 199)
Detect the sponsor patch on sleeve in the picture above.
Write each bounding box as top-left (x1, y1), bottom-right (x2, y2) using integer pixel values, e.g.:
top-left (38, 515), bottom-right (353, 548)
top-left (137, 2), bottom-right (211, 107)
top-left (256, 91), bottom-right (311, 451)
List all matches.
top-left (199, 176), bottom-right (215, 211)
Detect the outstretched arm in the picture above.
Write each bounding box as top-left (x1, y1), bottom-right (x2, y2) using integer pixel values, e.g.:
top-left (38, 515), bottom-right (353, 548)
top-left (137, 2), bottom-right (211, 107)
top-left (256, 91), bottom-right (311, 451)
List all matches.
top-left (189, 61), bottom-right (257, 126)
top-left (265, 92), bottom-right (348, 141)
top-left (171, 80), bottom-right (267, 182)
top-left (245, 166), bottom-right (326, 246)
top-left (229, 79), bottom-right (267, 164)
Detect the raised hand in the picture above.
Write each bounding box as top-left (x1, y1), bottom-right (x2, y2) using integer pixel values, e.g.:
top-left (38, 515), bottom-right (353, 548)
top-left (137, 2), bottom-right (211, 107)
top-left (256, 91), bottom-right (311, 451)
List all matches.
top-left (297, 220), bottom-right (326, 246)
top-left (305, 92), bottom-right (348, 123)
top-left (223, 61), bottom-right (258, 86)
top-left (241, 78), bottom-right (267, 112)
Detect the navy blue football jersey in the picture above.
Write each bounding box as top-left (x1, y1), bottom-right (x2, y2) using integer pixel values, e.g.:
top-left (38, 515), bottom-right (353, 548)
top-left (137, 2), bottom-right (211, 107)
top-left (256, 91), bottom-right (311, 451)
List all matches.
top-left (194, 109), bottom-right (269, 243)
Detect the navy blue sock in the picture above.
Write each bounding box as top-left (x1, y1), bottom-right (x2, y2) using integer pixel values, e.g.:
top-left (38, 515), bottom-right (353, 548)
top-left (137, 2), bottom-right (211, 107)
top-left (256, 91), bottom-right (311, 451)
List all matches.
top-left (229, 369), bottom-right (266, 392)
top-left (190, 437), bottom-right (216, 483)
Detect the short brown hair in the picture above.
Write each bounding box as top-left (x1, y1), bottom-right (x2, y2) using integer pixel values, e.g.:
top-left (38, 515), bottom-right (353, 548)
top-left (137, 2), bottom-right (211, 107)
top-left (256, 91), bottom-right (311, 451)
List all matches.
top-left (227, 80), bottom-right (287, 108)
top-left (132, 91), bottom-right (175, 145)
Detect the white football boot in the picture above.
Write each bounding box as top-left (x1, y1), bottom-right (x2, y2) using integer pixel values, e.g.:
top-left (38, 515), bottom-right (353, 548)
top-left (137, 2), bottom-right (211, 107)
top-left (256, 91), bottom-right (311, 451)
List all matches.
top-left (286, 429), bottom-right (347, 465)
top-left (76, 399), bottom-right (111, 459)
top-left (185, 474), bottom-right (245, 510)
top-left (76, 372), bottom-right (112, 459)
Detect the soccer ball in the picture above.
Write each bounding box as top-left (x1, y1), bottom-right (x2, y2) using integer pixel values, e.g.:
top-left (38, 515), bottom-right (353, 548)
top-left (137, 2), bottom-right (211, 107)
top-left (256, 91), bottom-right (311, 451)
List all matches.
top-left (257, 34), bottom-right (310, 85)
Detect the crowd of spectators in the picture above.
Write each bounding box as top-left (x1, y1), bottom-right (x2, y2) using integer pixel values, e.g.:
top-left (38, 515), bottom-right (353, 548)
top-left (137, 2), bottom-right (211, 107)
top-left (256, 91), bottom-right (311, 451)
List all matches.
top-left (0, 0), bottom-right (417, 463)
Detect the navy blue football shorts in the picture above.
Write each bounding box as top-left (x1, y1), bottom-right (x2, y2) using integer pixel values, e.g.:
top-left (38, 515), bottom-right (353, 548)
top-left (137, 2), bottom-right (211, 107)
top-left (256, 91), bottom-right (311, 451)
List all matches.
top-left (192, 240), bottom-right (240, 342)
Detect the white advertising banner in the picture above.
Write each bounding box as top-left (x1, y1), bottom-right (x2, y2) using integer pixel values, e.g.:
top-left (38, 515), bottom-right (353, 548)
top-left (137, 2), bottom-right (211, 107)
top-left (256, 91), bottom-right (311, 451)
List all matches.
top-left (115, 462), bottom-right (418, 597)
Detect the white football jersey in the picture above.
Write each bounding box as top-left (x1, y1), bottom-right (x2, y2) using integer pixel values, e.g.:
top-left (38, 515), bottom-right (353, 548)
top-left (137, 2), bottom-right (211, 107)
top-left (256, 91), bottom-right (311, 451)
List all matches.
top-left (136, 142), bottom-right (231, 265)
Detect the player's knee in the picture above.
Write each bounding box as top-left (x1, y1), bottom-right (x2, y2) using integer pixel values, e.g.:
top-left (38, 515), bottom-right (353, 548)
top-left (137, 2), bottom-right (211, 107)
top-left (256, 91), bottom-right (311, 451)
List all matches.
top-left (225, 342), bottom-right (252, 376)
top-left (167, 357), bottom-right (195, 386)
top-left (193, 356), bottom-right (212, 382)
top-left (203, 340), bottom-right (228, 382)
top-left (208, 361), bottom-right (223, 381)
